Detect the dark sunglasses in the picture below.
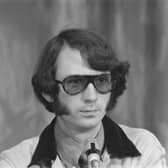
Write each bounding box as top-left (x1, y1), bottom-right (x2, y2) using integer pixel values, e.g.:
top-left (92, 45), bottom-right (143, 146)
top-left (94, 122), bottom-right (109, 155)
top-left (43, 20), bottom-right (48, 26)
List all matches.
top-left (54, 73), bottom-right (113, 95)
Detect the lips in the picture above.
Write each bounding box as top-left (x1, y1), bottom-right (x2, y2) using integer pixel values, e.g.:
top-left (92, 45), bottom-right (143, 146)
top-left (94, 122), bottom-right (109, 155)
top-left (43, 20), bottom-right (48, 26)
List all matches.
top-left (80, 109), bottom-right (99, 113)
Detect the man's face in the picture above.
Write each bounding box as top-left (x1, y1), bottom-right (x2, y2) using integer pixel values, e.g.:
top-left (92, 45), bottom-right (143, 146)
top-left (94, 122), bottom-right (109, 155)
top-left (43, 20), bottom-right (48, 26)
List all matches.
top-left (55, 45), bottom-right (111, 131)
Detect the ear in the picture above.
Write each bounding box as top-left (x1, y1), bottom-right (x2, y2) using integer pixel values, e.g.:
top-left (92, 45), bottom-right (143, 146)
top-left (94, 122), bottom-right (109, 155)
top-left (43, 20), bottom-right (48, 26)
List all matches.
top-left (41, 93), bottom-right (54, 102)
top-left (32, 74), bottom-right (59, 113)
top-left (35, 90), bottom-right (56, 113)
top-left (29, 166), bottom-right (40, 168)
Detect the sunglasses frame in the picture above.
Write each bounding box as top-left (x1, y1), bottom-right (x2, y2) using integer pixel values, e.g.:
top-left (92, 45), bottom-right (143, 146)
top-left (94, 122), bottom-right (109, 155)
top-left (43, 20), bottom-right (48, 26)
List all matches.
top-left (54, 73), bottom-right (113, 95)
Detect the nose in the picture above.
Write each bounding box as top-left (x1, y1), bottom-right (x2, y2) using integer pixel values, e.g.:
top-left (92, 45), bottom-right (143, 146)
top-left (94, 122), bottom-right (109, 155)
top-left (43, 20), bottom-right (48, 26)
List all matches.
top-left (82, 83), bottom-right (97, 103)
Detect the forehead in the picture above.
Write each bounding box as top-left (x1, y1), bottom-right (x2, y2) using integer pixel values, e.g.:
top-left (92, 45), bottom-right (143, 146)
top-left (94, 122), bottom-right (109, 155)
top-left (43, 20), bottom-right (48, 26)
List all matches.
top-left (55, 45), bottom-right (105, 80)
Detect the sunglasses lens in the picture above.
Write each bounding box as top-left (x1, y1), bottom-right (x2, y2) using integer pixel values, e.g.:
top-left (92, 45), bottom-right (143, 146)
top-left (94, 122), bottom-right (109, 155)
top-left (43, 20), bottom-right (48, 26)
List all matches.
top-left (63, 76), bottom-right (87, 95)
top-left (94, 74), bottom-right (112, 93)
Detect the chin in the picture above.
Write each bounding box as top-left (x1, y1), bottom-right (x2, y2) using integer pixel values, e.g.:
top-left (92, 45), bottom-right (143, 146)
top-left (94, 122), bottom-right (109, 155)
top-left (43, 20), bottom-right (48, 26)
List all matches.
top-left (77, 118), bottom-right (102, 129)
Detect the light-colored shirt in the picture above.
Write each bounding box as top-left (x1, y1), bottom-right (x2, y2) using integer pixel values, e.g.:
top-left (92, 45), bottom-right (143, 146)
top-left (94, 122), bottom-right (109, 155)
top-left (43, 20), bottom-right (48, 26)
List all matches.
top-left (0, 116), bottom-right (167, 168)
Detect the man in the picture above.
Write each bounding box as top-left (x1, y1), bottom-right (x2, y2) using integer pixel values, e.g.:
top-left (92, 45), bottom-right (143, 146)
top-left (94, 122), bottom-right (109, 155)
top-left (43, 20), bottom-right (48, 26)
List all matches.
top-left (0, 28), bottom-right (167, 168)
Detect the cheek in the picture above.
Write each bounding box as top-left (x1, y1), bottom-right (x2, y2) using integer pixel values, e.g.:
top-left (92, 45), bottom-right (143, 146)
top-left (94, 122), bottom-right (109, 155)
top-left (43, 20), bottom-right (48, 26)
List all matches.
top-left (58, 91), bottom-right (81, 110)
top-left (99, 94), bottom-right (111, 108)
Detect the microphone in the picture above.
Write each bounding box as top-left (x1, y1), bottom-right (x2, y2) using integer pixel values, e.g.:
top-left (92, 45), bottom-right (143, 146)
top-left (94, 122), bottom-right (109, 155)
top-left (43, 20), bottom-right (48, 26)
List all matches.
top-left (86, 142), bottom-right (101, 168)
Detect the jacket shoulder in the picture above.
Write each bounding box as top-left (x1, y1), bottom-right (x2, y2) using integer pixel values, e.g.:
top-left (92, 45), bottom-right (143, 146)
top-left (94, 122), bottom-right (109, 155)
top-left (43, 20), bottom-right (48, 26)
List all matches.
top-left (120, 124), bottom-right (164, 151)
top-left (0, 137), bottom-right (39, 168)
top-left (120, 124), bottom-right (167, 167)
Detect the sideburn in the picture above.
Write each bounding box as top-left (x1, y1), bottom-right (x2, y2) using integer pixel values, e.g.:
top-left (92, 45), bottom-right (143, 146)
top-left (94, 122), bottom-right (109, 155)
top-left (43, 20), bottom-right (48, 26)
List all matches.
top-left (53, 98), bottom-right (71, 116)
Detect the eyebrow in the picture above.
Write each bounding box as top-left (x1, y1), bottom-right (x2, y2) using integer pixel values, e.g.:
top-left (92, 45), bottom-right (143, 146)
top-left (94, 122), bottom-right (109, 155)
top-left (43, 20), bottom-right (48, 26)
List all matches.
top-left (63, 73), bottom-right (111, 79)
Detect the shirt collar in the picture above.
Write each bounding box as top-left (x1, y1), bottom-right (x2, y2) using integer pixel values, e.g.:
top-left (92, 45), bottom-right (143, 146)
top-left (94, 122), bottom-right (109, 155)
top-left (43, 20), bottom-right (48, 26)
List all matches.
top-left (28, 116), bottom-right (141, 167)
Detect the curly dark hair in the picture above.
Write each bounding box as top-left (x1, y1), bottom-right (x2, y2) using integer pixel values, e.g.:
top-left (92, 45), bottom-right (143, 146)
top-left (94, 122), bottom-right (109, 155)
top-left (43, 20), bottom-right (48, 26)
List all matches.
top-left (32, 28), bottom-right (130, 114)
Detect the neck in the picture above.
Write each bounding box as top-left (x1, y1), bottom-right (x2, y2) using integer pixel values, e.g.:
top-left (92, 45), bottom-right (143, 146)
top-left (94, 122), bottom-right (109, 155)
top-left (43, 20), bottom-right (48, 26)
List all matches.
top-left (54, 116), bottom-right (104, 167)
top-left (55, 116), bottom-right (102, 143)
